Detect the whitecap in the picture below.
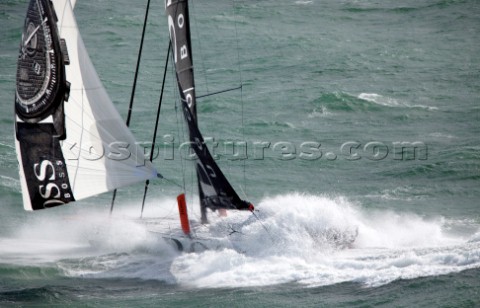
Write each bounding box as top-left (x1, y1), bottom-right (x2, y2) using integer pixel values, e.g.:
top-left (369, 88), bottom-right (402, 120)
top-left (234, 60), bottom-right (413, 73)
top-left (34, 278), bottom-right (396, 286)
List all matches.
top-left (295, 0), bottom-right (313, 5)
top-left (358, 93), bottom-right (438, 110)
top-left (308, 106), bottom-right (331, 118)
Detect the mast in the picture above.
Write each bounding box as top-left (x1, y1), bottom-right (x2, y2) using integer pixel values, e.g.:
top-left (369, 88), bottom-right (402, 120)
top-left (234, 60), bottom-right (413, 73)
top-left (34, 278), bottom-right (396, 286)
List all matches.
top-left (165, 0), bottom-right (253, 223)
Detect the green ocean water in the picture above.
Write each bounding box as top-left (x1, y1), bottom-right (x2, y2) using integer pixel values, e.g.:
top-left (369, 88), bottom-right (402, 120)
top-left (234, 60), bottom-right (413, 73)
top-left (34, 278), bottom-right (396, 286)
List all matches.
top-left (1, 0), bottom-right (480, 306)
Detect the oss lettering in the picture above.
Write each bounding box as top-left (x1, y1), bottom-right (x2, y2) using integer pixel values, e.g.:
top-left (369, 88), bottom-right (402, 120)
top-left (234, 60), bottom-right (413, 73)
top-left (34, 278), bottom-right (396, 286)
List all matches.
top-left (33, 160), bottom-right (69, 203)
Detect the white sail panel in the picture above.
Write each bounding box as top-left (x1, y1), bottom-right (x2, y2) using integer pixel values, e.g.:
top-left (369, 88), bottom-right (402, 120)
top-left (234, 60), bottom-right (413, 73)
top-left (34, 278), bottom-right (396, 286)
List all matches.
top-left (53, 0), bottom-right (157, 201)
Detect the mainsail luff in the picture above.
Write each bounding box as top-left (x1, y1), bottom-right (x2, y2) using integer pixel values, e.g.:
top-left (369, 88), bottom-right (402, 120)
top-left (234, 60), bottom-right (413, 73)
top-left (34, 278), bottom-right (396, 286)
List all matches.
top-left (15, 0), bottom-right (157, 210)
top-left (165, 0), bottom-right (253, 221)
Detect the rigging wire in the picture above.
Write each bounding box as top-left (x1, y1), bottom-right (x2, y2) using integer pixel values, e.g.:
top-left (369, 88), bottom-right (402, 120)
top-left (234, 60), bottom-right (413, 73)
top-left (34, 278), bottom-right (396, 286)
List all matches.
top-left (169, 0), bottom-right (187, 197)
top-left (232, 0), bottom-right (248, 199)
top-left (251, 210), bottom-right (276, 243)
top-left (169, 0), bottom-right (194, 223)
top-left (140, 41), bottom-right (171, 218)
top-left (173, 64), bottom-right (187, 194)
top-left (170, 41), bottom-right (200, 235)
top-left (110, 0), bottom-right (151, 216)
top-left (190, 0), bottom-right (210, 94)
top-left (196, 85), bottom-right (242, 99)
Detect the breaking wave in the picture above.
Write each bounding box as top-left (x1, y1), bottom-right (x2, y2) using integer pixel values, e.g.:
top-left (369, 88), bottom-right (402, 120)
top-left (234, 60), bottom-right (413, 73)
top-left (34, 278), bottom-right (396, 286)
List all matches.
top-left (1, 193), bottom-right (478, 288)
top-left (170, 193), bottom-right (479, 287)
top-left (358, 93), bottom-right (438, 110)
top-left (312, 92), bottom-right (438, 113)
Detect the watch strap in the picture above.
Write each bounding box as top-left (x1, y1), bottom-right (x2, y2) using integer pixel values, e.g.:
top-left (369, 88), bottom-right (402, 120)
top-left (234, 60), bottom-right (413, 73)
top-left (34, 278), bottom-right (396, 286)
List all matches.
top-left (16, 122), bottom-right (75, 209)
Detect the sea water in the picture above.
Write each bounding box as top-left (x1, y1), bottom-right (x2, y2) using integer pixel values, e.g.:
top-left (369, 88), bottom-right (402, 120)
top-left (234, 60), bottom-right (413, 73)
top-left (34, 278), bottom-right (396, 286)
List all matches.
top-left (1, 0), bottom-right (479, 306)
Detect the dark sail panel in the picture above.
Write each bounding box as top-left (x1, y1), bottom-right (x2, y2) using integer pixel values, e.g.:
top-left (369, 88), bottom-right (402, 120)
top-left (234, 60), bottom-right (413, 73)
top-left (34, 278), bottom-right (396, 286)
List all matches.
top-left (17, 122), bottom-right (75, 209)
top-left (166, 0), bottom-right (197, 116)
top-left (182, 105), bottom-right (252, 212)
top-left (165, 0), bottom-right (253, 220)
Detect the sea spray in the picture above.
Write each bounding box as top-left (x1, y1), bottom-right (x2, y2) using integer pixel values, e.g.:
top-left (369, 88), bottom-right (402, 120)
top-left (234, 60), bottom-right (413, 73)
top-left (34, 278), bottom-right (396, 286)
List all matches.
top-left (1, 194), bottom-right (478, 287)
top-left (169, 193), bottom-right (479, 287)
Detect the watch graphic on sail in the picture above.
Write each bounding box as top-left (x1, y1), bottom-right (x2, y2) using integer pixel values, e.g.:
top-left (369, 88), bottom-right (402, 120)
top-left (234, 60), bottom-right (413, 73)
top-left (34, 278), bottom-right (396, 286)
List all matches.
top-left (15, 0), bottom-right (73, 209)
top-left (16, 0), bottom-right (70, 123)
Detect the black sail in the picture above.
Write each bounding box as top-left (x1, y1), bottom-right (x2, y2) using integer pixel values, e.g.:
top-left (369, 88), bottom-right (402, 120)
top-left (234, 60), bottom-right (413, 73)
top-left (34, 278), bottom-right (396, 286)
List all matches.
top-left (165, 0), bottom-right (252, 222)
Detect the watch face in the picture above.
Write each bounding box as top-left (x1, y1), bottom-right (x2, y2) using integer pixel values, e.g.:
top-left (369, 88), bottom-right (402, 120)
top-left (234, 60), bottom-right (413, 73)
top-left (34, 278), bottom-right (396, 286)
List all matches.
top-left (15, 0), bottom-right (61, 120)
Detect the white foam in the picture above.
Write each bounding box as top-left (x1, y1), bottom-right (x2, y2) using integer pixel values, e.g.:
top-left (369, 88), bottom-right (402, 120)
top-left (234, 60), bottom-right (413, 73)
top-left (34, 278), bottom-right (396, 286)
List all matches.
top-left (358, 93), bottom-right (438, 110)
top-left (170, 193), bottom-right (479, 287)
top-left (2, 193), bottom-right (478, 288)
top-left (308, 106), bottom-right (332, 118)
top-left (295, 1), bottom-right (313, 5)
top-left (429, 132), bottom-right (457, 139)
